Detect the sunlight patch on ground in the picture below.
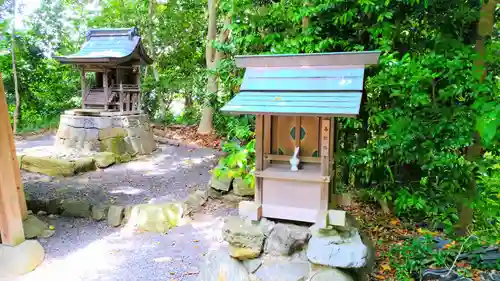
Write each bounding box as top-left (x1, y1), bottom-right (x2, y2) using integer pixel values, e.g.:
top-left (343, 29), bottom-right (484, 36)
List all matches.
top-left (17, 231), bottom-right (132, 281)
top-left (109, 186), bottom-right (144, 196)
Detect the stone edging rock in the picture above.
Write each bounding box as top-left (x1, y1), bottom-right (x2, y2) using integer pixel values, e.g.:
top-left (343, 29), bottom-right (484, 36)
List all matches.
top-left (24, 189), bottom-right (209, 237)
top-left (196, 215), bottom-right (375, 281)
top-left (17, 151), bottom-right (134, 177)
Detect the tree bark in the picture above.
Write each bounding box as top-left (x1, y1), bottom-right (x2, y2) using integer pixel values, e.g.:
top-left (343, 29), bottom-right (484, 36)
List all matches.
top-left (11, 0), bottom-right (20, 134)
top-left (198, 0), bottom-right (231, 135)
top-left (458, 0), bottom-right (497, 235)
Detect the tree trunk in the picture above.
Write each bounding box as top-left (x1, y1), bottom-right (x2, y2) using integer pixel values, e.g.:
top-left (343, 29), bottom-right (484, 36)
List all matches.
top-left (458, 0), bottom-right (497, 235)
top-left (198, 0), bottom-right (231, 135)
top-left (11, 0), bottom-right (20, 134)
top-left (184, 93), bottom-right (193, 109)
top-left (198, 0), bottom-right (218, 135)
top-left (147, 0), bottom-right (164, 119)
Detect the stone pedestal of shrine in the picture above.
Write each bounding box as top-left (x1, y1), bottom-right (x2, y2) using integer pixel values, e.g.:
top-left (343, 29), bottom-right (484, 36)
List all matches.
top-left (55, 112), bottom-right (156, 155)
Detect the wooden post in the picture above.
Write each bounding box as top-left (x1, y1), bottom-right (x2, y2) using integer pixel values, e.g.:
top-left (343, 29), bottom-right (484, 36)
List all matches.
top-left (137, 67), bottom-right (142, 113)
top-left (295, 116), bottom-right (301, 148)
top-left (254, 115), bottom-right (264, 219)
top-left (119, 84), bottom-right (124, 112)
top-left (319, 118), bottom-right (331, 216)
top-left (103, 70), bottom-right (108, 111)
top-left (263, 115), bottom-right (271, 169)
top-left (0, 74), bottom-right (25, 246)
top-left (81, 67), bottom-right (86, 109)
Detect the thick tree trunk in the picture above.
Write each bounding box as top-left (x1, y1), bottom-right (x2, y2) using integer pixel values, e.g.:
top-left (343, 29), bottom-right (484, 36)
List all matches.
top-left (147, 0), bottom-right (164, 119)
top-left (458, 0), bottom-right (497, 234)
top-left (11, 0), bottom-right (20, 133)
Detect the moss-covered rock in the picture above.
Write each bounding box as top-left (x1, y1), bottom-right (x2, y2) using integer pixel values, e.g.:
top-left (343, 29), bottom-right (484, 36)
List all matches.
top-left (74, 157), bottom-right (96, 173)
top-left (21, 156), bottom-right (75, 177)
top-left (118, 152), bottom-right (132, 163)
top-left (98, 127), bottom-right (127, 140)
top-left (23, 215), bottom-right (48, 239)
top-left (94, 152), bottom-right (117, 168)
top-left (100, 136), bottom-right (127, 154)
top-left (126, 203), bottom-right (184, 233)
top-left (233, 178), bottom-right (254, 196)
top-left (61, 199), bottom-right (91, 218)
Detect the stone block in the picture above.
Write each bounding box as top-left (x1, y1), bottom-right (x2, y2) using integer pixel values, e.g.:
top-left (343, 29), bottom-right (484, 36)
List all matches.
top-left (264, 223), bottom-right (310, 256)
top-left (243, 259), bottom-right (262, 274)
top-left (126, 202), bottom-right (184, 233)
top-left (60, 114), bottom-right (85, 127)
top-left (254, 260), bottom-right (310, 281)
top-left (196, 250), bottom-right (250, 281)
top-left (94, 152), bottom-right (117, 168)
top-left (93, 117), bottom-right (112, 129)
top-left (210, 173), bottom-right (233, 192)
top-left (223, 216), bottom-right (265, 260)
top-left (74, 157), bottom-right (96, 174)
top-left (100, 137), bottom-right (127, 154)
top-left (107, 205), bottom-right (125, 227)
top-left (56, 124), bottom-right (72, 139)
top-left (23, 215), bottom-right (49, 239)
top-left (82, 140), bottom-right (100, 151)
top-left (124, 136), bottom-right (156, 154)
top-left (99, 128), bottom-right (127, 140)
top-left (125, 127), bottom-right (149, 138)
top-left (84, 128), bottom-right (100, 140)
top-left (184, 190), bottom-right (208, 215)
top-left (61, 199), bottom-right (91, 218)
top-left (306, 230), bottom-right (368, 268)
top-left (91, 204), bottom-right (109, 221)
top-left (233, 178), bottom-right (254, 196)
top-left (0, 240), bottom-right (45, 278)
top-left (310, 267), bottom-right (354, 281)
top-left (239, 201), bottom-right (261, 221)
top-left (21, 155), bottom-right (75, 177)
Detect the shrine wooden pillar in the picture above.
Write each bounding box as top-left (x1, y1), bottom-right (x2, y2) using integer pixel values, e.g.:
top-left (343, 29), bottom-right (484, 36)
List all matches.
top-left (0, 73), bottom-right (26, 246)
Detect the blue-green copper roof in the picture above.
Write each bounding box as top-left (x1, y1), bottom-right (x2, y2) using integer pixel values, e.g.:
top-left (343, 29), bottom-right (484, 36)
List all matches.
top-left (54, 27), bottom-right (153, 65)
top-left (221, 51), bottom-right (380, 116)
top-left (221, 91), bottom-right (363, 116)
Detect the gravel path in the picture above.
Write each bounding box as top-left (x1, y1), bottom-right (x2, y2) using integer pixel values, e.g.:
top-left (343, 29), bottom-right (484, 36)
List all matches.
top-left (12, 135), bottom-right (237, 281)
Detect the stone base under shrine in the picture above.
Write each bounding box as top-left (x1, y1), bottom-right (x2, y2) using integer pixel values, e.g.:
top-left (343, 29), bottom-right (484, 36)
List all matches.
top-left (55, 112), bottom-right (156, 155)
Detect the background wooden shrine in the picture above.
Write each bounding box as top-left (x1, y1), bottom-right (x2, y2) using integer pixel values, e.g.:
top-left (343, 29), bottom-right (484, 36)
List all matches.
top-left (55, 28), bottom-right (153, 115)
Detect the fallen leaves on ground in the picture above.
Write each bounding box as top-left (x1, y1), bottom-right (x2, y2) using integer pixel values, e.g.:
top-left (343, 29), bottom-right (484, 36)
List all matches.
top-left (152, 124), bottom-right (222, 150)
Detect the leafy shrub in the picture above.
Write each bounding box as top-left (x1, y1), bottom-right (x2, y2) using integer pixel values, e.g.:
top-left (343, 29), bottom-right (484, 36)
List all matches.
top-left (213, 139), bottom-right (256, 188)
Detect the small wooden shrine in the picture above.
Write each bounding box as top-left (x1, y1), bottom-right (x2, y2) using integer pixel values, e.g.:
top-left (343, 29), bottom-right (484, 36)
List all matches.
top-left (55, 27), bottom-right (153, 115)
top-left (221, 51), bottom-right (381, 223)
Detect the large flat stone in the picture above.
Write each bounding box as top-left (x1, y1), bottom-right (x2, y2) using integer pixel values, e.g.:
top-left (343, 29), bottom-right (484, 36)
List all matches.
top-left (196, 250), bottom-right (250, 281)
top-left (307, 230), bottom-right (368, 268)
top-left (21, 155), bottom-right (75, 177)
top-left (0, 240), bottom-right (45, 278)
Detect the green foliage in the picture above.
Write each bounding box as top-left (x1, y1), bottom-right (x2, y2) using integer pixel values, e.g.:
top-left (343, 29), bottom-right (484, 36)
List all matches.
top-left (388, 232), bottom-right (499, 281)
top-left (214, 139), bottom-right (256, 187)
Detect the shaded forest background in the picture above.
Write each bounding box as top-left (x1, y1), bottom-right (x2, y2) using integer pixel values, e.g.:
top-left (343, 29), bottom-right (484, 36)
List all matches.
top-left (0, 0), bottom-right (499, 278)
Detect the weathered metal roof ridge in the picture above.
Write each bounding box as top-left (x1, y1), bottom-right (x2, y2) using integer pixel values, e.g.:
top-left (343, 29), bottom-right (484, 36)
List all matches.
top-left (86, 27), bottom-right (138, 41)
top-left (235, 51), bottom-right (381, 68)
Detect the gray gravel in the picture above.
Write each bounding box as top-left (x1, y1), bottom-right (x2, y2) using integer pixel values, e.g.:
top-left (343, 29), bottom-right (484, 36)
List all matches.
top-left (13, 135), bottom-right (238, 281)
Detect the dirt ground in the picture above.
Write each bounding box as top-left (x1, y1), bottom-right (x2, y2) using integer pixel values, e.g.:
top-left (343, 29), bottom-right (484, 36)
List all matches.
top-left (13, 134), bottom-right (237, 281)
